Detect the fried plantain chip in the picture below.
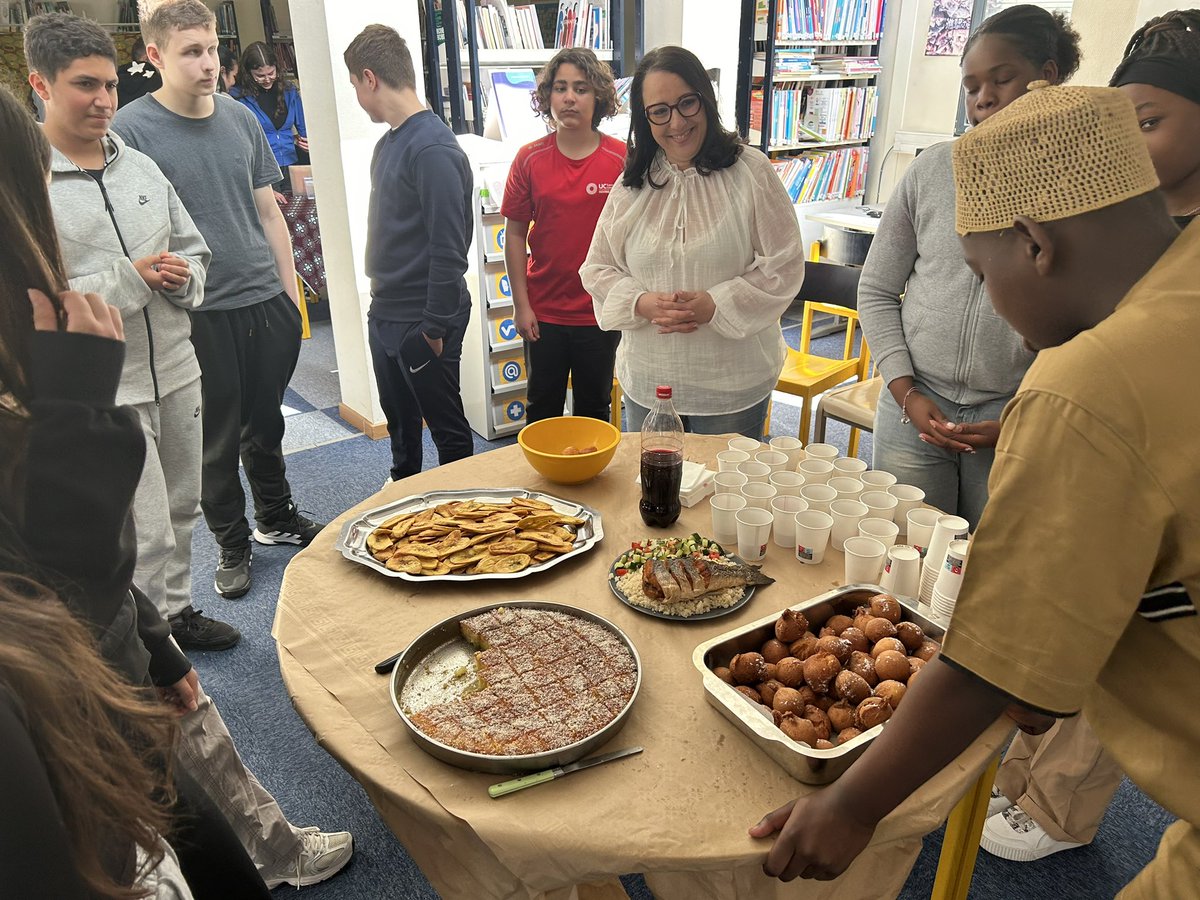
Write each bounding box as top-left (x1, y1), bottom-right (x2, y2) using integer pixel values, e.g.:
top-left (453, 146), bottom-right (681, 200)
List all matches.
top-left (485, 538), bottom-right (538, 555)
top-left (385, 554), bottom-right (423, 574)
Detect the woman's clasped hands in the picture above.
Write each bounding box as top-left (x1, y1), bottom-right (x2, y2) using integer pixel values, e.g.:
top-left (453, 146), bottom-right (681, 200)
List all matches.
top-left (635, 289), bottom-right (716, 334)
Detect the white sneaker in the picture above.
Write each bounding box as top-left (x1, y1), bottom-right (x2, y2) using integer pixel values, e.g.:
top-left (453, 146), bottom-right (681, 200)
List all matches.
top-left (987, 784), bottom-right (1011, 818)
top-left (980, 805), bottom-right (1084, 862)
top-left (263, 827), bottom-right (354, 889)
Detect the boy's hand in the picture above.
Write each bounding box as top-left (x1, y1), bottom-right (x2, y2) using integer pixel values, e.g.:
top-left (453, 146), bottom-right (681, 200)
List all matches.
top-left (422, 333), bottom-right (443, 357)
top-left (515, 306), bottom-right (540, 342)
top-left (134, 253), bottom-right (190, 292)
top-left (158, 668), bottom-right (200, 716)
top-left (28, 288), bottom-right (123, 340)
top-left (750, 790), bottom-right (876, 881)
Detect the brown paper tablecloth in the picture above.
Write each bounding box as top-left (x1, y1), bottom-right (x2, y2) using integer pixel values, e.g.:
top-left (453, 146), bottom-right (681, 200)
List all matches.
top-left (274, 435), bottom-right (1011, 899)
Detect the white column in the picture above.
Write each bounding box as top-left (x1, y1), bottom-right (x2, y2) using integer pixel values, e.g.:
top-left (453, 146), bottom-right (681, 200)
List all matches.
top-left (288, 0), bottom-right (425, 436)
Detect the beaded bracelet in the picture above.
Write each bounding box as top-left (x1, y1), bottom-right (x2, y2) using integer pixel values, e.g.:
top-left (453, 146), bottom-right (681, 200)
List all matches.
top-left (899, 387), bottom-right (921, 425)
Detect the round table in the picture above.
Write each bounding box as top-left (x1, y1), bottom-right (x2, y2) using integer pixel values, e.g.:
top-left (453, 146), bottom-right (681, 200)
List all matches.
top-left (274, 435), bottom-right (1010, 900)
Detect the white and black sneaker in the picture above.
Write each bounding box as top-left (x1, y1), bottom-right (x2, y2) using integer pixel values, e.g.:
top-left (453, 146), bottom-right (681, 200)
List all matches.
top-left (253, 504), bottom-right (325, 546)
top-left (215, 542), bottom-right (252, 598)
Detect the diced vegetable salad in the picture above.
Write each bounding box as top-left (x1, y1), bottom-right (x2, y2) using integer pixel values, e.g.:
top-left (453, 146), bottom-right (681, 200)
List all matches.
top-left (612, 533), bottom-right (725, 576)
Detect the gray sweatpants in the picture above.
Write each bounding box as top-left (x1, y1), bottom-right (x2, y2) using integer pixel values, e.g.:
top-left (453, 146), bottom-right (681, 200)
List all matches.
top-left (131, 379), bottom-right (203, 618)
top-left (177, 684), bottom-right (305, 876)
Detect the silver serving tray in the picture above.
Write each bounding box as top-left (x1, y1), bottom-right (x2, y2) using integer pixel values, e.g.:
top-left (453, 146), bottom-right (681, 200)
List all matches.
top-left (336, 487), bottom-right (604, 583)
top-left (692, 585), bottom-right (945, 785)
top-left (390, 601), bottom-right (642, 774)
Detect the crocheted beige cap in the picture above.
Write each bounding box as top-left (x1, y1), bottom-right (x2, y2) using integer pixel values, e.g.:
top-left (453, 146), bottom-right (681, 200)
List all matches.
top-left (954, 83), bottom-right (1159, 235)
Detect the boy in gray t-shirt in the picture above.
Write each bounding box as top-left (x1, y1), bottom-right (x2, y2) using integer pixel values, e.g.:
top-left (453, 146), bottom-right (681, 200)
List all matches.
top-left (113, 0), bottom-right (324, 604)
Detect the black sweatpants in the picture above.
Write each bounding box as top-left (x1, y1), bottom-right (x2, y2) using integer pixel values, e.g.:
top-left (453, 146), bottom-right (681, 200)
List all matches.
top-left (526, 322), bottom-right (621, 424)
top-left (189, 292), bottom-right (302, 549)
top-left (368, 314), bottom-right (474, 480)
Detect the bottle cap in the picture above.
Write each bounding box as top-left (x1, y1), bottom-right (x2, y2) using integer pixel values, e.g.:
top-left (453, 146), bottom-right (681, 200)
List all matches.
top-left (656, 385), bottom-right (672, 399)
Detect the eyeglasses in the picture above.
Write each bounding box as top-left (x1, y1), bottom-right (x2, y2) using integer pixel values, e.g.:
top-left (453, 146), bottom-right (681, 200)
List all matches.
top-left (644, 92), bottom-right (703, 126)
top-left (252, 67), bottom-right (277, 83)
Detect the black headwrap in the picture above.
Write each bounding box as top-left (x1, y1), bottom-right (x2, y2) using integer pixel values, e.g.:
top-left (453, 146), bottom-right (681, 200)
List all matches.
top-left (1112, 56), bottom-right (1200, 107)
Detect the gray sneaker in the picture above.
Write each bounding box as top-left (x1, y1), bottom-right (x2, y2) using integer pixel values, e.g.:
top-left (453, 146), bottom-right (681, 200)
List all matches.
top-left (263, 827), bottom-right (354, 888)
top-left (215, 542), bottom-right (252, 598)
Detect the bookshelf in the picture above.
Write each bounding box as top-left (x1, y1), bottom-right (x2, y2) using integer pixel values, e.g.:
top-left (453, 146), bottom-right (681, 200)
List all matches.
top-left (735, 0), bottom-right (886, 210)
top-left (259, 0), bottom-right (295, 77)
top-left (422, 0), bottom-right (639, 135)
top-left (214, 1), bottom-right (240, 57)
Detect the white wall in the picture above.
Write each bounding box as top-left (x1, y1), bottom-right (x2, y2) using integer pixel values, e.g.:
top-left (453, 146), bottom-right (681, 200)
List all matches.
top-left (290, 0), bottom-right (425, 431)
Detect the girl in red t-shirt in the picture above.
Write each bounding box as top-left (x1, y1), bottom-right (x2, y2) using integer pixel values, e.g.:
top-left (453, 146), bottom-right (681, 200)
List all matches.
top-left (501, 48), bottom-right (626, 423)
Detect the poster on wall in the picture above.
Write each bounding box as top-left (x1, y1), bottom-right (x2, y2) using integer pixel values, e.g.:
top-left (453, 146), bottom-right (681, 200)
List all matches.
top-left (925, 0), bottom-right (974, 56)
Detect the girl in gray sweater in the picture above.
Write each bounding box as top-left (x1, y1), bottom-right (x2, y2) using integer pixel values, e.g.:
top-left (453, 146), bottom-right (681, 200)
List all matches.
top-left (858, 6), bottom-right (1081, 527)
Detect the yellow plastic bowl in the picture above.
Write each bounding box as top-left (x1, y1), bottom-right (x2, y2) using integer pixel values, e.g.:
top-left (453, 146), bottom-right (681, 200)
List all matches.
top-left (517, 417), bottom-right (622, 485)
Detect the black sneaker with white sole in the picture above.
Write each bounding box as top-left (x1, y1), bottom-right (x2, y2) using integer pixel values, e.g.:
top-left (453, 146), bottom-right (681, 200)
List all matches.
top-left (215, 542), bottom-right (252, 598)
top-left (170, 605), bottom-right (241, 651)
top-left (253, 504), bottom-right (325, 546)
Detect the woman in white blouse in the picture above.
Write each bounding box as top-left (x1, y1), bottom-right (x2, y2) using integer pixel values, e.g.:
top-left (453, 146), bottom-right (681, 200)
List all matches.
top-left (580, 46), bottom-right (805, 438)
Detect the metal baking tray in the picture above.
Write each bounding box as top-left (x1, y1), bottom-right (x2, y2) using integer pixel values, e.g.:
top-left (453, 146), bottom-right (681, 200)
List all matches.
top-left (692, 585), bottom-right (944, 785)
top-left (390, 601), bottom-right (642, 774)
top-left (336, 488), bottom-right (603, 583)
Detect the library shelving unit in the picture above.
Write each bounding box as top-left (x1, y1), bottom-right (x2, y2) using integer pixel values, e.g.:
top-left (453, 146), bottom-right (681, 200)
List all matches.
top-left (422, 0), bottom-right (641, 135)
top-left (259, 0), bottom-right (295, 77)
top-left (735, 0), bottom-right (886, 231)
top-left (456, 141), bottom-right (528, 439)
top-left (214, 1), bottom-right (240, 58)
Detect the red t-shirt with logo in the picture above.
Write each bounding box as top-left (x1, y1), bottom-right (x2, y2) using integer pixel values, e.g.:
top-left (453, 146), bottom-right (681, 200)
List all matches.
top-left (501, 132), bottom-right (626, 326)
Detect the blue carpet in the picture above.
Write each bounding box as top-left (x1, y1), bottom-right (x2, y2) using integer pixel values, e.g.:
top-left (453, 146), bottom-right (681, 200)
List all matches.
top-left (186, 328), bottom-right (1169, 898)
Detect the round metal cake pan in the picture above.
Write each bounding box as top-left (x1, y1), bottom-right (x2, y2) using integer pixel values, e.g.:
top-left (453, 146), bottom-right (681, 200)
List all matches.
top-left (390, 601), bottom-right (642, 774)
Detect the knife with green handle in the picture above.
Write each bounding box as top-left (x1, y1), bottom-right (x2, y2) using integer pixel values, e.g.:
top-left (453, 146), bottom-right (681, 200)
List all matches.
top-left (488, 746), bottom-right (643, 798)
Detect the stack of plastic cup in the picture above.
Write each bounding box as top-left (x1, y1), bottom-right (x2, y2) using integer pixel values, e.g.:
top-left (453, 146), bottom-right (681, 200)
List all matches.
top-left (888, 485), bottom-right (926, 536)
top-left (830, 499), bottom-right (869, 551)
top-left (920, 515), bottom-right (970, 604)
top-left (931, 538), bottom-right (971, 621)
top-left (771, 495), bottom-right (807, 548)
top-left (769, 436), bottom-right (805, 471)
top-left (879, 545), bottom-right (921, 598)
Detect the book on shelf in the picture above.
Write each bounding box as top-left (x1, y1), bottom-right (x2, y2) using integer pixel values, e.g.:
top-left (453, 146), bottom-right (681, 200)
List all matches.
top-left (555, 0), bottom-right (611, 51)
top-left (215, 1), bottom-right (237, 36)
top-left (273, 40), bottom-right (296, 74)
top-left (755, 0), bottom-right (885, 43)
top-left (813, 55), bottom-right (880, 75)
top-left (770, 146), bottom-right (868, 204)
top-left (472, 1), bottom-right (546, 51)
top-left (750, 84), bottom-right (877, 147)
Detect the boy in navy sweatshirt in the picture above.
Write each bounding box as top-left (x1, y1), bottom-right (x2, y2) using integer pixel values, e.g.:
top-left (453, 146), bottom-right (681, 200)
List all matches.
top-left (345, 24), bottom-right (474, 480)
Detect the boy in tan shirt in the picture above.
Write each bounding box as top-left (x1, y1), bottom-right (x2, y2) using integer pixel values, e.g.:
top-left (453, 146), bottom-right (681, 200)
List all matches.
top-left (750, 84), bottom-right (1200, 897)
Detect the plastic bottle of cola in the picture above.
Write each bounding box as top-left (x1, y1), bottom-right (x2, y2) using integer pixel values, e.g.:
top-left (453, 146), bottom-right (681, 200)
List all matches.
top-left (639, 385), bottom-right (684, 527)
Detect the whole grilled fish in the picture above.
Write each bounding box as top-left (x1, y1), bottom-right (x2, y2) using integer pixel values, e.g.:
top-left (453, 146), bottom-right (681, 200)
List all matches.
top-left (641, 556), bottom-right (774, 603)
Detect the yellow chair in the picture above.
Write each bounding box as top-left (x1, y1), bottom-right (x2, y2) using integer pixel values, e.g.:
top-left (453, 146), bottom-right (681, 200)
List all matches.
top-left (769, 301), bottom-right (865, 444)
top-left (813, 340), bottom-right (879, 459)
top-left (295, 273), bottom-right (311, 340)
top-left (561, 375), bottom-right (623, 431)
